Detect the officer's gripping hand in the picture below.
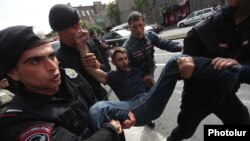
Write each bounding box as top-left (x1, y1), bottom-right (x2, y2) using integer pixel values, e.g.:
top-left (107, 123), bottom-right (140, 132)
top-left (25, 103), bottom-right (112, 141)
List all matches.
top-left (74, 29), bottom-right (89, 50)
top-left (109, 120), bottom-right (123, 134)
top-left (80, 53), bottom-right (101, 69)
top-left (212, 57), bottom-right (239, 70)
top-left (121, 111), bottom-right (136, 129)
top-left (177, 57), bottom-right (195, 79)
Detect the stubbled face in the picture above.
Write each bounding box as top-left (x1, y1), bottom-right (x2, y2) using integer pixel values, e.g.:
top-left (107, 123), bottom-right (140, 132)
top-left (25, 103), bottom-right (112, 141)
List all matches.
top-left (129, 17), bottom-right (145, 39)
top-left (112, 52), bottom-right (130, 73)
top-left (9, 43), bottom-right (61, 95)
top-left (59, 21), bottom-right (82, 47)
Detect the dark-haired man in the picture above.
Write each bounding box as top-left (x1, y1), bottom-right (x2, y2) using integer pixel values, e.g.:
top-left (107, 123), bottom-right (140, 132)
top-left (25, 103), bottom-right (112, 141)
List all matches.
top-left (123, 11), bottom-right (182, 90)
top-left (0, 26), bottom-right (134, 141)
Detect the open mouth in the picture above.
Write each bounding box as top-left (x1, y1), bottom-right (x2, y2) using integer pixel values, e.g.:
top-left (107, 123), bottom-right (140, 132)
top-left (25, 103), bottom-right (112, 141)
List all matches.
top-left (52, 73), bottom-right (60, 82)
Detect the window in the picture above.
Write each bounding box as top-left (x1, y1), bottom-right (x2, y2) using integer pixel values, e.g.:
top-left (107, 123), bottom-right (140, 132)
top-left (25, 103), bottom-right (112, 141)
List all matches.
top-left (196, 11), bottom-right (203, 16)
top-left (186, 13), bottom-right (195, 19)
top-left (103, 33), bottom-right (113, 39)
top-left (204, 9), bottom-right (211, 13)
top-left (81, 11), bottom-right (85, 16)
top-left (111, 33), bottom-right (120, 38)
top-left (86, 10), bottom-right (90, 16)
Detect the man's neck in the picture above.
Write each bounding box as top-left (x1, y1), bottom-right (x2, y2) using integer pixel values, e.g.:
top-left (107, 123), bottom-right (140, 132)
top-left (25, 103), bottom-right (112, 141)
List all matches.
top-left (117, 67), bottom-right (131, 74)
top-left (25, 88), bottom-right (58, 96)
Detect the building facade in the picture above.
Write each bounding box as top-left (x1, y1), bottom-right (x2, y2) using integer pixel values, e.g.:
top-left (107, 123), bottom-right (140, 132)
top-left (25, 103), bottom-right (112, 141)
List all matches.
top-left (116, 0), bottom-right (134, 24)
top-left (74, 2), bottom-right (106, 25)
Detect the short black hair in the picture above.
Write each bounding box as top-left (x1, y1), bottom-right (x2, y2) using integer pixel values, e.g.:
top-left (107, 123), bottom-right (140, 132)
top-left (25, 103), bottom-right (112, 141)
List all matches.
top-left (127, 11), bottom-right (145, 26)
top-left (89, 29), bottom-right (96, 37)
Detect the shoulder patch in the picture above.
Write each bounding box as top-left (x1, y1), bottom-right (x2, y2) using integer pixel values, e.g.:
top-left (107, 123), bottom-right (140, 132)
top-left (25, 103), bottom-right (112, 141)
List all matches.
top-left (17, 125), bottom-right (52, 141)
top-left (65, 68), bottom-right (78, 78)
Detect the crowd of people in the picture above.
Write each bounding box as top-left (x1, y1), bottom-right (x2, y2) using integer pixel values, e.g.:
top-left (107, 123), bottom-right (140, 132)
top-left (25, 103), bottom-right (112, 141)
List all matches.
top-left (0, 0), bottom-right (250, 141)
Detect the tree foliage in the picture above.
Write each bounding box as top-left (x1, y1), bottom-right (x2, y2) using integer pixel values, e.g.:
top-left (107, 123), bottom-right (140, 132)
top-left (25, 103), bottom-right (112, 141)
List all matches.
top-left (46, 30), bottom-right (58, 39)
top-left (80, 20), bottom-right (104, 35)
top-left (106, 1), bottom-right (121, 25)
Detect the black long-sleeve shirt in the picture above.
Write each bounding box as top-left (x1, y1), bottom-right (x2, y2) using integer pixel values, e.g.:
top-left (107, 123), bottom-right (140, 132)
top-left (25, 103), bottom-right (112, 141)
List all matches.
top-left (183, 6), bottom-right (250, 100)
top-left (239, 65), bottom-right (250, 84)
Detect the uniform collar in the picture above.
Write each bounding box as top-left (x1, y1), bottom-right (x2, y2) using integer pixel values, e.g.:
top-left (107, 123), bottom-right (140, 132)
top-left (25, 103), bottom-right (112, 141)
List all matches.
top-left (59, 41), bottom-right (78, 53)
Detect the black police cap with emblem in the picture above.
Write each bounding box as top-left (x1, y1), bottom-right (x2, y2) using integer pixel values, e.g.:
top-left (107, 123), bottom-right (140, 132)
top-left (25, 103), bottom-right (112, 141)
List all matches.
top-left (0, 25), bottom-right (49, 74)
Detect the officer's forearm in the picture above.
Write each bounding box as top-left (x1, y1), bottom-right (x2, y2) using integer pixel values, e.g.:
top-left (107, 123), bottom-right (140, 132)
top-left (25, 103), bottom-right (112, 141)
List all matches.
top-left (78, 43), bottom-right (88, 56)
top-left (78, 46), bottom-right (107, 83)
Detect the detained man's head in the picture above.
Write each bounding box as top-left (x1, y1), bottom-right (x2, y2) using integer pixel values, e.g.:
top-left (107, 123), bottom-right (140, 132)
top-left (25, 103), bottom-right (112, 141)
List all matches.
top-left (49, 4), bottom-right (82, 47)
top-left (127, 11), bottom-right (145, 39)
top-left (0, 26), bottom-right (61, 95)
top-left (111, 47), bottom-right (130, 73)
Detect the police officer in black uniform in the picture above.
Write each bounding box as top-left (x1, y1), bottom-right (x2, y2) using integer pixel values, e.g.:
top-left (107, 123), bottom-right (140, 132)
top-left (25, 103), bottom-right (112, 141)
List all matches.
top-left (0, 26), bottom-right (132, 141)
top-left (49, 4), bottom-right (108, 101)
top-left (168, 0), bottom-right (250, 140)
top-left (88, 29), bottom-right (111, 72)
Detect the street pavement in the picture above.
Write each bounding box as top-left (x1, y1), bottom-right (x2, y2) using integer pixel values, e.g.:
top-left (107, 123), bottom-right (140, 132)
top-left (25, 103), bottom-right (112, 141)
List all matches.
top-left (159, 26), bottom-right (192, 40)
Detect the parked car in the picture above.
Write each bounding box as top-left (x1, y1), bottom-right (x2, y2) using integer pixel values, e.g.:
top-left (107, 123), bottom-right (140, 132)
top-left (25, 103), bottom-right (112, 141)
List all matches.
top-left (148, 24), bottom-right (163, 34)
top-left (103, 25), bottom-right (158, 48)
top-left (177, 7), bottom-right (217, 28)
top-left (50, 40), bottom-right (60, 52)
top-left (111, 23), bottom-right (155, 32)
top-left (144, 25), bottom-right (154, 32)
top-left (110, 23), bottom-right (129, 31)
top-left (102, 29), bottom-right (131, 48)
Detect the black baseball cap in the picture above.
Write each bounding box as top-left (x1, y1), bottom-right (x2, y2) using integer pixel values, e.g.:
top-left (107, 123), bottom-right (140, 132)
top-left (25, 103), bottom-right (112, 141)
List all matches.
top-left (49, 4), bottom-right (80, 31)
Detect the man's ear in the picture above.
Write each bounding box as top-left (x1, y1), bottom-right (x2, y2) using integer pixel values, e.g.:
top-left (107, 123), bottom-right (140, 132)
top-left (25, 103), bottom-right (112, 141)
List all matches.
top-left (8, 68), bottom-right (20, 81)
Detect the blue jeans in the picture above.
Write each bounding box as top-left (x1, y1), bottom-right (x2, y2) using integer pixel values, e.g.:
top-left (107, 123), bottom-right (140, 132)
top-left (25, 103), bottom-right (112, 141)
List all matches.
top-left (88, 54), bottom-right (240, 132)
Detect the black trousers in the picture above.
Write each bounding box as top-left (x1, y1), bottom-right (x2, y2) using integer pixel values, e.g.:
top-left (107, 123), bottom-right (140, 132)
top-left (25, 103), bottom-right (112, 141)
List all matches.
top-left (168, 92), bottom-right (250, 141)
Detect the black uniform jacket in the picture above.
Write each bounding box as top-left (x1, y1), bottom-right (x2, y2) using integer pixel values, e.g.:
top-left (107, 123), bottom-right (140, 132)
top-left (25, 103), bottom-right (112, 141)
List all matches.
top-left (183, 6), bottom-right (250, 101)
top-left (0, 68), bottom-right (120, 141)
top-left (56, 42), bottom-right (107, 100)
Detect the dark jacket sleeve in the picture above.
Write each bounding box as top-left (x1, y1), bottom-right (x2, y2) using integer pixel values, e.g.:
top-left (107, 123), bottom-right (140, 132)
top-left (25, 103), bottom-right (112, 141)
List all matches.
top-left (150, 31), bottom-right (182, 52)
top-left (1, 121), bottom-right (121, 141)
top-left (52, 124), bottom-right (120, 141)
top-left (239, 65), bottom-right (250, 84)
top-left (183, 28), bottom-right (208, 57)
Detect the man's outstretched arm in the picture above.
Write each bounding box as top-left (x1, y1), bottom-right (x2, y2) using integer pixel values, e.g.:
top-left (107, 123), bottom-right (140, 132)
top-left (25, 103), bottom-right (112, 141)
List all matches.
top-left (75, 30), bottom-right (136, 130)
top-left (74, 29), bottom-right (108, 84)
